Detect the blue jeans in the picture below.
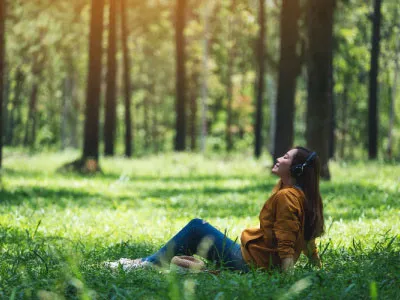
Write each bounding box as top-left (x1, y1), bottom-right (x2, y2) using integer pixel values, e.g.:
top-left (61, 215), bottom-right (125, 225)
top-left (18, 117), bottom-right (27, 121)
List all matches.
top-left (143, 218), bottom-right (249, 272)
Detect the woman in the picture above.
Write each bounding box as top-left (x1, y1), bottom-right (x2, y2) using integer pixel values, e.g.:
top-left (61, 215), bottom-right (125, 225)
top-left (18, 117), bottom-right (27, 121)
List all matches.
top-left (106, 146), bottom-right (324, 272)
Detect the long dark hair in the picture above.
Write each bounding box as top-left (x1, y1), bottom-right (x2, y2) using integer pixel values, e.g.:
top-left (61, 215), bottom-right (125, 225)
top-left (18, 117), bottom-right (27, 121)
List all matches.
top-left (291, 146), bottom-right (325, 241)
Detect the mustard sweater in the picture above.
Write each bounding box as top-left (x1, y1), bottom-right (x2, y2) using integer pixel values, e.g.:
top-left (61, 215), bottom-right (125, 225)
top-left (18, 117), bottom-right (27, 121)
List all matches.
top-left (241, 186), bottom-right (318, 269)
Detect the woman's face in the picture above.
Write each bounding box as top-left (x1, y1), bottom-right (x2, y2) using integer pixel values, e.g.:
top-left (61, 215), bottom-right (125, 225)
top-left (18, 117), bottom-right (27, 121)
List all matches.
top-left (272, 149), bottom-right (298, 178)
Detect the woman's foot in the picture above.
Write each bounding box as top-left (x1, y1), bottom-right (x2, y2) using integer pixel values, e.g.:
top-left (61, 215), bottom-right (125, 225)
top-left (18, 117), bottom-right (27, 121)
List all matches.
top-left (104, 258), bottom-right (153, 271)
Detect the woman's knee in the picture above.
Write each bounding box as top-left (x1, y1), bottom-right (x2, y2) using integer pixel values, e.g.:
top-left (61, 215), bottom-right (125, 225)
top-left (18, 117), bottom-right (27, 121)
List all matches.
top-left (187, 218), bottom-right (207, 228)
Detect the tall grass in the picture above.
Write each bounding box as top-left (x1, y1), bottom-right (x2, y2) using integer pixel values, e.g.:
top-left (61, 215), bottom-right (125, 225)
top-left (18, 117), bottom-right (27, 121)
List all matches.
top-left (0, 151), bottom-right (399, 299)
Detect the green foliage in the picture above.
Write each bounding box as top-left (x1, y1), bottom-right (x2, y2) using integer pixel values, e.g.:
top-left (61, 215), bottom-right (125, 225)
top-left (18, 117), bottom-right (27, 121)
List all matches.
top-left (3, 0), bottom-right (400, 158)
top-left (0, 151), bottom-right (399, 298)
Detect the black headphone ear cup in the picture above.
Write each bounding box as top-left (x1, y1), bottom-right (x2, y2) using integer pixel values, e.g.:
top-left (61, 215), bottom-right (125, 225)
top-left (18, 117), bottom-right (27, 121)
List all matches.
top-left (291, 165), bottom-right (303, 177)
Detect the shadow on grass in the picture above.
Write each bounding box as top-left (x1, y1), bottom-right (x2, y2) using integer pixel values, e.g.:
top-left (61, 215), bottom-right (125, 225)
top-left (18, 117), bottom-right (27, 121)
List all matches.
top-left (2, 167), bottom-right (399, 221)
top-left (321, 183), bottom-right (400, 220)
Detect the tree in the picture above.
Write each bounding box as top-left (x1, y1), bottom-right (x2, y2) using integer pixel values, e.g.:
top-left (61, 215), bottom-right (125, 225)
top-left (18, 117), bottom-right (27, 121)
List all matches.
top-left (273, 0), bottom-right (301, 161)
top-left (225, 0), bottom-right (235, 152)
top-left (104, 0), bottom-right (117, 156)
top-left (174, 0), bottom-right (187, 151)
top-left (120, 0), bottom-right (133, 157)
top-left (254, 0), bottom-right (266, 158)
top-left (306, 0), bottom-right (336, 180)
top-left (82, 0), bottom-right (105, 168)
top-left (368, 0), bottom-right (383, 159)
top-left (0, 0), bottom-right (5, 168)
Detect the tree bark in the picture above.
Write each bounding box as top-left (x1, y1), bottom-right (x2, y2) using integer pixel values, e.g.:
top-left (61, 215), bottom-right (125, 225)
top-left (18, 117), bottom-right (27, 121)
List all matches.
top-left (328, 39), bottom-right (335, 159)
top-left (273, 0), bottom-right (300, 161)
top-left (386, 42), bottom-right (399, 159)
top-left (174, 0), bottom-right (187, 151)
top-left (104, 0), bottom-right (118, 156)
top-left (306, 0), bottom-right (335, 180)
top-left (82, 0), bottom-right (105, 162)
top-left (368, 0), bottom-right (382, 159)
top-left (200, 3), bottom-right (209, 154)
top-left (6, 70), bottom-right (24, 146)
top-left (120, 0), bottom-right (133, 157)
top-left (189, 70), bottom-right (198, 151)
top-left (339, 85), bottom-right (348, 159)
top-left (23, 83), bottom-right (38, 147)
top-left (0, 0), bottom-right (5, 168)
top-left (254, 0), bottom-right (266, 158)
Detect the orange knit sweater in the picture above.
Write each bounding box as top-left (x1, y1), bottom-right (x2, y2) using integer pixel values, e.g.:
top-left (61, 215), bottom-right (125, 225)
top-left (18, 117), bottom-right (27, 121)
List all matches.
top-left (241, 186), bottom-right (318, 269)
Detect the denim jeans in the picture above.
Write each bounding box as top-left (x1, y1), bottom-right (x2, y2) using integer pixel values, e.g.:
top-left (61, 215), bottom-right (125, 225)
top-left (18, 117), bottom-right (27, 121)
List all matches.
top-left (143, 218), bottom-right (249, 272)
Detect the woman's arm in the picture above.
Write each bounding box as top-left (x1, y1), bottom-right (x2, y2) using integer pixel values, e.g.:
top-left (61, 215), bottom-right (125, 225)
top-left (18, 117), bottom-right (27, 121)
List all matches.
top-left (303, 239), bottom-right (322, 268)
top-left (273, 191), bottom-right (302, 272)
top-left (282, 257), bottom-right (294, 272)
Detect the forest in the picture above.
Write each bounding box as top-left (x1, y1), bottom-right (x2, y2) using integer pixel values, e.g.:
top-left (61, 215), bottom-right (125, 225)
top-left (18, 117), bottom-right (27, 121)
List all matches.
top-left (0, 0), bottom-right (398, 170)
top-left (0, 0), bottom-right (399, 299)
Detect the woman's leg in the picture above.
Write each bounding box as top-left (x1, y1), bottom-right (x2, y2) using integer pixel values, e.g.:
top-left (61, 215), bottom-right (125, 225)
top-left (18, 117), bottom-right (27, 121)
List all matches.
top-left (143, 218), bottom-right (248, 271)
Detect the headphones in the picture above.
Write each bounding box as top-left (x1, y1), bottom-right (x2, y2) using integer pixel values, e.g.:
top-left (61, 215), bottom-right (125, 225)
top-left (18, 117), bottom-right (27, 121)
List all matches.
top-left (290, 151), bottom-right (317, 177)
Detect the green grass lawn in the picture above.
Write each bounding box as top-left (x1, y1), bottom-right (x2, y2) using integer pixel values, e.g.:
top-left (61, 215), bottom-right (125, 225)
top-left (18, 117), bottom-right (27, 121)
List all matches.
top-left (0, 151), bottom-right (399, 299)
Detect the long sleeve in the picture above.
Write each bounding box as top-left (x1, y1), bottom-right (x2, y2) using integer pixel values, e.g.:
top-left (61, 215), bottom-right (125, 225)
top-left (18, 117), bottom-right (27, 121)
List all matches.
top-left (273, 191), bottom-right (302, 259)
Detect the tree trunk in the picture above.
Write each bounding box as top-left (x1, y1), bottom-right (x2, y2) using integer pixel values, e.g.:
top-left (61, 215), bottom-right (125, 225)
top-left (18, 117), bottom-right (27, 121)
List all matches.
top-left (120, 0), bottom-right (133, 157)
top-left (23, 83), bottom-right (38, 147)
top-left (82, 0), bottom-right (105, 162)
top-left (61, 77), bottom-right (71, 150)
top-left (143, 90), bottom-right (150, 151)
top-left (6, 70), bottom-right (24, 146)
top-left (189, 70), bottom-right (198, 151)
top-left (0, 0), bottom-right (5, 168)
top-left (174, 0), bottom-right (187, 151)
top-left (328, 42), bottom-right (335, 159)
top-left (386, 42), bottom-right (399, 159)
top-left (273, 0), bottom-right (300, 161)
top-left (368, 0), bottom-right (382, 159)
top-left (306, 0), bottom-right (335, 180)
top-left (254, 0), bottom-right (266, 158)
top-left (200, 4), bottom-right (209, 154)
top-left (225, 0), bottom-right (235, 153)
top-left (339, 85), bottom-right (348, 159)
top-left (104, 0), bottom-right (117, 156)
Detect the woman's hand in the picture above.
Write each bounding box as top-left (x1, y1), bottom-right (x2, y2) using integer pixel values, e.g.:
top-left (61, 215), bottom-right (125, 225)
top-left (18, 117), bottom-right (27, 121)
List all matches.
top-left (281, 257), bottom-right (294, 272)
top-left (309, 253), bottom-right (322, 268)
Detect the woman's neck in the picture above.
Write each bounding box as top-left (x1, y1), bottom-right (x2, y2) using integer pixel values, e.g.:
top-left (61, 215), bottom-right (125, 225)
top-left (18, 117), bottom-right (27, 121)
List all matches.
top-left (281, 176), bottom-right (295, 188)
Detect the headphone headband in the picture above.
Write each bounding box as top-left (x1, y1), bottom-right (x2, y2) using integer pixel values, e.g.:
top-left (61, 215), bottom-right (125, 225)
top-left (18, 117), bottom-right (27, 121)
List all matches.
top-left (290, 151), bottom-right (317, 177)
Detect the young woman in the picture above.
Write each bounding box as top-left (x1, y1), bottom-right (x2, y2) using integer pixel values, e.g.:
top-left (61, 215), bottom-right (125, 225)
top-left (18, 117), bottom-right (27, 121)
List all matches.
top-left (106, 146), bottom-right (324, 272)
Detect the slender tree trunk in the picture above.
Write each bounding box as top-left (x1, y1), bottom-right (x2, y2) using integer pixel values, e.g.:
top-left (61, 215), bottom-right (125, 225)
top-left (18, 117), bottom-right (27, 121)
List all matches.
top-left (368, 0), bottom-right (382, 159)
top-left (189, 70), bottom-right (198, 151)
top-left (143, 89), bottom-right (150, 151)
top-left (273, 0), bottom-right (300, 161)
top-left (306, 0), bottom-right (335, 180)
top-left (225, 0), bottom-right (235, 152)
top-left (23, 84), bottom-right (38, 147)
top-left (254, 0), bottom-right (266, 158)
top-left (151, 88), bottom-right (159, 153)
top-left (226, 61), bottom-right (233, 152)
top-left (0, 0), bottom-right (5, 168)
top-left (386, 44), bottom-right (399, 159)
top-left (6, 71), bottom-right (24, 145)
top-left (339, 85), bottom-right (348, 159)
top-left (200, 3), bottom-right (209, 153)
top-left (328, 41), bottom-right (335, 159)
top-left (82, 0), bottom-right (105, 162)
top-left (120, 0), bottom-right (133, 157)
top-left (104, 0), bottom-right (117, 156)
top-left (70, 71), bottom-right (79, 148)
top-left (61, 77), bottom-right (71, 150)
top-left (174, 0), bottom-right (187, 151)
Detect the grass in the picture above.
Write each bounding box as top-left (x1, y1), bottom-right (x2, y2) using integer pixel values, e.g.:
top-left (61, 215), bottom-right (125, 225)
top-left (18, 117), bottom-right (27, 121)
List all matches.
top-left (0, 150), bottom-right (399, 299)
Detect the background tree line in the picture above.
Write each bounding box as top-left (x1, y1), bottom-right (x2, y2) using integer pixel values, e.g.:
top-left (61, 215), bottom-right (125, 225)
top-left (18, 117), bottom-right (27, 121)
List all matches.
top-left (0, 0), bottom-right (399, 178)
